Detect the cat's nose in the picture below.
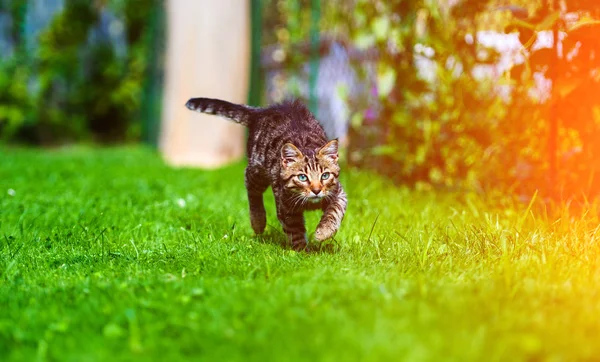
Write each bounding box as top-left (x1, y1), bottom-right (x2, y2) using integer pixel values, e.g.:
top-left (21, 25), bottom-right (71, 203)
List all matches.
top-left (311, 188), bottom-right (321, 196)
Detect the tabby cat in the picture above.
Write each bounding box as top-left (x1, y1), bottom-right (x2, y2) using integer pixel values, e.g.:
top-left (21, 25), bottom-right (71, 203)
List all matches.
top-left (185, 97), bottom-right (347, 250)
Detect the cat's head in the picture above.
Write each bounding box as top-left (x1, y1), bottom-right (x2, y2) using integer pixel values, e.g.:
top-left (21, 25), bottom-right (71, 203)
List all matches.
top-left (280, 140), bottom-right (340, 202)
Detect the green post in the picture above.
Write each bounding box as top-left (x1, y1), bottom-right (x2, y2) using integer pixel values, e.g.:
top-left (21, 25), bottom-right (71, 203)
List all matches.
top-left (140, 1), bottom-right (165, 148)
top-left (19, 1), bottom-right (28, 44)
top-left (12, 0), bottom-right (28, 56)
top-left (247, 0), bottom-right (264, 107)
top-left (308, 0), bottom-right (320, 116)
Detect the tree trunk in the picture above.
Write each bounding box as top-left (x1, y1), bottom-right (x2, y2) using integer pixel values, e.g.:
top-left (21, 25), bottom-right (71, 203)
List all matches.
top-left (160, 0), bottom-right (250, 168)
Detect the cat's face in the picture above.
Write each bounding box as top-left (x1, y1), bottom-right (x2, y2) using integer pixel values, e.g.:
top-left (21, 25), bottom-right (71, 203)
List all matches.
top-left (280, 140), bottom-right (340, 203)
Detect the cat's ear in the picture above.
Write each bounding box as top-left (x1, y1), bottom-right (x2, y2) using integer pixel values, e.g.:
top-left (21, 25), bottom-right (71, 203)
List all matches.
top-left (318, 139), bottom-right (338, 163)
top-left (281, 143), bottom-right (304, 167)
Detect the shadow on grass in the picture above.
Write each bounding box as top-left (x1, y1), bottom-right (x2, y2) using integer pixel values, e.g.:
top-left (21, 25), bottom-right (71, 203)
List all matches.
top-left (255, 224), bottom-right (338, 254)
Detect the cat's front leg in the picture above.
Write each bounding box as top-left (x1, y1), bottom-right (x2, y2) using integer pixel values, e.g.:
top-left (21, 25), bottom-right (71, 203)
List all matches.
top-left (315, 187), bottom-right (347, 241)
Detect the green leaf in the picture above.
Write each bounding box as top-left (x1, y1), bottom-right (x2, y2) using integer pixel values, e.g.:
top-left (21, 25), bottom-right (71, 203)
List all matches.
top-left (392, 111), bottom-right (409, 126)
top-left (103, 323), bottom-right (125, 338)
top-left (370, 145), bottom-right (396, 156)
top-left (555, 77), bottom-right (583, 99)
top-left (377, 66), bottom-right (396, 98)
top-left (351, 113), bottom-right (363, 128)
top-left (566, 18), bottom-right (600, 46)
top-left (512, 18), bottom-right (536, 30)
top-left (568, 18), bottom-right (600, 33)
top-left (354, 32), bottom-right (375, 50)
top-left (535, 11), bottom-right (560, 31)
top-left (429, 167), bottom-right (444, 183)
top-left (415, 145), bottom-right (427, 165)
top-left (372, 16), bottom-right (390, 41)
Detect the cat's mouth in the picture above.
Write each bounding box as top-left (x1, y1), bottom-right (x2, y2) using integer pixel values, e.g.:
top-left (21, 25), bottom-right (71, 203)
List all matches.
top-left (307, 194), bottom-right (324, 203)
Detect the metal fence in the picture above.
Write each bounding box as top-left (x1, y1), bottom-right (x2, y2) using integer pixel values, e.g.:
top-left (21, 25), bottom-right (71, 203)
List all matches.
top-left (259, 37), bottom-right (379, 140)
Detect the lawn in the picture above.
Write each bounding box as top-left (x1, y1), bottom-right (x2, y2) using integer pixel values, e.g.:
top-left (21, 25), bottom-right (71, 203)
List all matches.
top-left (1, 146), bottom-right (599, 361)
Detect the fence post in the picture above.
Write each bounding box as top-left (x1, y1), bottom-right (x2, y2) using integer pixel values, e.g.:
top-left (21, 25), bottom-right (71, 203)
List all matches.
top-left (247, 0), bottom-right (263, 107)
top-left (308, 0), bottom-right (320, 116)
top-left (159, 0), bottom-right (250, 168)
top-left (141, 1), bottom-right (165, 148)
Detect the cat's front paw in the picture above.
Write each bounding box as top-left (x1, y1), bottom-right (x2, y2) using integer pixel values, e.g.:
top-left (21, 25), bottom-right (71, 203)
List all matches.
top-left (250, 211), bottom-right (266, 234)
top-left (314, 223), bottom-right (337, 241)
top-left (292, 240), bottom-right (308, 251)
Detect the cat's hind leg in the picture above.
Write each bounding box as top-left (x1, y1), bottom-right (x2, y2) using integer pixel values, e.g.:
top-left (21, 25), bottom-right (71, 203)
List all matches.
top-left (245, 165), bottom-right (269, 234)
top-left (276, 205), bottom-right (307, 251)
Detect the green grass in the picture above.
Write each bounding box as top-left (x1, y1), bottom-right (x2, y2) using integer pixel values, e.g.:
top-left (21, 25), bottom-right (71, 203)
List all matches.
top-left (1, 146), bottom-right (600, 361)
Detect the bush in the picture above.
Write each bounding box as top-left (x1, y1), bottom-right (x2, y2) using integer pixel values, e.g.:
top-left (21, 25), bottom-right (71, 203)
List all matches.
top-left (340, 0), bottom-right (506, 192)
top-left (0, 0), bottom-right (162, 145)
top-left (327, 0), bottom-right (600, 199)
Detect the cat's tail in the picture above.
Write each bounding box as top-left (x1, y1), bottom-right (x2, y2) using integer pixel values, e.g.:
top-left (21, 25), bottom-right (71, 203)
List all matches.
top-left (185, 97), bottom-right (258, 126)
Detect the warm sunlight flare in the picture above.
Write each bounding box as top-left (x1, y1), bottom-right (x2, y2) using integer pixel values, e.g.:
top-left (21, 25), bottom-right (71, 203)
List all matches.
top-left (1, 1), bottom-right (600, 361)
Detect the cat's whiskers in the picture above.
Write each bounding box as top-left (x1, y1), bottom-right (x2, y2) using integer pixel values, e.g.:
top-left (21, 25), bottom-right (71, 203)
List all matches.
top-left (288, 193), bottom-right (306, 211)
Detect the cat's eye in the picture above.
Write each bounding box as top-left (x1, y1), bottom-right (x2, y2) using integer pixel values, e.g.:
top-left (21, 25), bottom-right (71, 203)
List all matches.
top-left (321, 172), bottom-right (331, 180)
top-left (297, 174), bottom-right (308, 182)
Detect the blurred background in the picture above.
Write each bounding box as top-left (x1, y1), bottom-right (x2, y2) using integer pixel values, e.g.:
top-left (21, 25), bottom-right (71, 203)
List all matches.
top-left (0, 0), bottom-right (599, 200)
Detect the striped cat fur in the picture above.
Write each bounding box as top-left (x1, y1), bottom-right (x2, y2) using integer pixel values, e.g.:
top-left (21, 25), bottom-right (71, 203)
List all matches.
top-left (185, 97), bottom-right (347, 250)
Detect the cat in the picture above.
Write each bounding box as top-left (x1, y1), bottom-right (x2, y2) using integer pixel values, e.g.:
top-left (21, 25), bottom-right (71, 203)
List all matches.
top-left (185, 97), bottom-right (347, 250)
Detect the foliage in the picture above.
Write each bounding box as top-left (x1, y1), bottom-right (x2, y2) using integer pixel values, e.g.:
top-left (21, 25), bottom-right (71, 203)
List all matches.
top-left (3, 147), bottom-right (600, 360)
top-left (309, 0), bottom-right (600, 198)
top-left (333, 0), bottom-right (507, 192)
top-left (502, 0), bottom-right (600, 198)
top-left (0, 0), bottom-right (161, 144)
top-left (261, 0), bottom-right (316, 66)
